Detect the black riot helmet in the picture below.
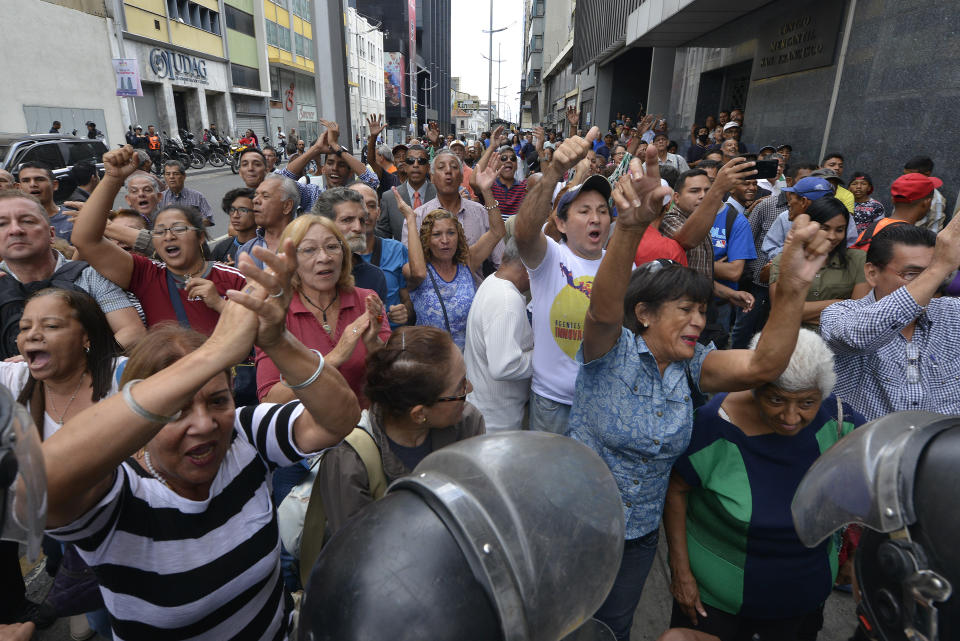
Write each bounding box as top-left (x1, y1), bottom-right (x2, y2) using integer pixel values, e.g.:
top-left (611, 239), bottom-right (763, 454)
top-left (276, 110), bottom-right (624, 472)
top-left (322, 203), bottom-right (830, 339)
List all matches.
top-left (792, 411), bottom-right (960, 641)
top-left (0, 385), bottom-right (46, 562)
top-left (298, 431), bottom-right (625, 641)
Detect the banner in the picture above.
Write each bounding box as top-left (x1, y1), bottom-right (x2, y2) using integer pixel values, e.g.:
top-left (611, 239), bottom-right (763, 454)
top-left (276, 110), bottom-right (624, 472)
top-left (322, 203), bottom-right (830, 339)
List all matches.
top-left (384, 52), bottom-right (406, 109)
top-left (112, 58), bottom-right (142, 97)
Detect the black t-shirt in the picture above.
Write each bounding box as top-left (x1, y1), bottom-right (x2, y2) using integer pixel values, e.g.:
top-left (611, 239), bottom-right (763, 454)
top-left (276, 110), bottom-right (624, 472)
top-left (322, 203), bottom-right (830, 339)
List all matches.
top-left (352, 255), bottom-right (388, 303)
top-left (386, 432), bottom-right (434, 471)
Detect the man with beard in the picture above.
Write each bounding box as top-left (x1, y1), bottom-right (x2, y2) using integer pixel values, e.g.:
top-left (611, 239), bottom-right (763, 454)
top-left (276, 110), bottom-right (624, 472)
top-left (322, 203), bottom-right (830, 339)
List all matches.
top-left (278, 119), bottom-right (379, 213)
top-left (402, 149), bottom-right (503, 278)
top-left (311, 188), bottom-right (387, 302)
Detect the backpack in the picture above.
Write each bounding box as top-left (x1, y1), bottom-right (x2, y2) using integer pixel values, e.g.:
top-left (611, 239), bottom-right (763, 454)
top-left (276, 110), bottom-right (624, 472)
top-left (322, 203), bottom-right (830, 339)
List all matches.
top-left (851, 218), bottom-right (907, 251)
top-left (0, 260), bottom-right (89, 359)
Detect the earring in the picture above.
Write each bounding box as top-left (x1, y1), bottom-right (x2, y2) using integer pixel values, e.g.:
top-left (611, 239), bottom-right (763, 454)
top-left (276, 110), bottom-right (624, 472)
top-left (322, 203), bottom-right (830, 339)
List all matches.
top-left (641, 322), bottom-right (649, 329)
top-left (84, 345), bottom-right (90, 353)
top-left (420, 416), bottom-right (427, 424)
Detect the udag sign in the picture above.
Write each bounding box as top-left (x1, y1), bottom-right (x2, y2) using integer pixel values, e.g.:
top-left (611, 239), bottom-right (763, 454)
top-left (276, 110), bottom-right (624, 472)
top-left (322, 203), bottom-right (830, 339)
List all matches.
top-left (751, 0), bottom-right (844, 81)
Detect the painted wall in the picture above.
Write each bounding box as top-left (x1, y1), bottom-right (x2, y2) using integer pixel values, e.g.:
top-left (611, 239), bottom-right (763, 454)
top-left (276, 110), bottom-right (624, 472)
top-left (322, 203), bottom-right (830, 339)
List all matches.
top-left (0, 0), bottom-right (125, 145)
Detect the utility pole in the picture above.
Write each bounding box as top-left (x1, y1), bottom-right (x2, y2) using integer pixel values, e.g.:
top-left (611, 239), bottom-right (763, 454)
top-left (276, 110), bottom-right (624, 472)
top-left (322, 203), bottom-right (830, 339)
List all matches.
top-left (482, 44), bottom-right (505, 128)
top-left (482, 1), bottom-right (510, 132)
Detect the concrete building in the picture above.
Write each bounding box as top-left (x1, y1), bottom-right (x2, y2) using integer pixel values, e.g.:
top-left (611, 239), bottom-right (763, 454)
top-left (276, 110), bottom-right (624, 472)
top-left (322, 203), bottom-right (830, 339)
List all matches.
top-left (346, 7), bottom-right (386, 151)
top-left (537, 0), bottom-right (596, 135)
top-left (119, 0), bottom-right (236, 138)
top-left (224, 0), bottom-right (271, 140)
top-left (264, 0), bottom-right (322, 144)
top-left (0, 0), bottom-right (126, 146)
top-left (520, 0), bottom-right (544, 128)
top-left (573, 0), bottom-right (957, 211)
top-left (354, 0), bottom-right (452, 142)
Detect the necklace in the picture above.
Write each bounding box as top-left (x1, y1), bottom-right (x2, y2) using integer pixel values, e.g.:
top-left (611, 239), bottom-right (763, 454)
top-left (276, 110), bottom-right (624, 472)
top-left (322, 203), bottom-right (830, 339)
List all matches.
top-left (301, 290), bottom-right (339, 334)
top-left (142, 451), bottom-right (169, 487)
top-left (47, 373), bottom-right (86, 426)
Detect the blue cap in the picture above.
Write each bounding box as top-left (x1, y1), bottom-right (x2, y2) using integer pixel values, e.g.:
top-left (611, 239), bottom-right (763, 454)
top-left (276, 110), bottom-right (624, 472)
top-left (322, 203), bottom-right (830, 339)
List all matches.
top-left (782, 176), bottom-right (833, 200)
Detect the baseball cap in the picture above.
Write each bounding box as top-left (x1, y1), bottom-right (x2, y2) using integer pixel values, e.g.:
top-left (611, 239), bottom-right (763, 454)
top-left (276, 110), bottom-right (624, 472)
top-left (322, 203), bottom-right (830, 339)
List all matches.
top-left (723, 121), bottom-right (741, 131)
top-left (392, 144), bottom-right (408, 154)
top-left (759, 145), bottom-right (776, 154)
top-left (782, 177), bottom-right (833, 200)
top-left (811, 168), bottom-right (843, 184)
top-left (557, 175), bottom-right (612, 218)
top-left (891, 173), bottom-right (943, 202)
top-left (776, 143), bottom-right (793, 152)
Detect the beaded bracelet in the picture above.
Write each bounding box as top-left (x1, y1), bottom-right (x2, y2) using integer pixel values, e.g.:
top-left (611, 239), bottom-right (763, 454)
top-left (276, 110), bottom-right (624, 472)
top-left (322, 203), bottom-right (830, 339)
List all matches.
top-left (281, 349), bottom-right (325, 390)
top-left (122, 379), bottom-right (183, 423)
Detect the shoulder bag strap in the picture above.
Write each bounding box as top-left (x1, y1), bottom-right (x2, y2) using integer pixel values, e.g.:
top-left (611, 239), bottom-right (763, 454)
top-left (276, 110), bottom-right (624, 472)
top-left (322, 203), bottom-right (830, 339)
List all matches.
top-left (345, 427), bottom-right (387, 500)
top-left (165, 269), bottom-right (191, 328)
top-left (370, 236), bottom-right (383, 268)
top-left (836, 396), bottom-right (845, 440)
top-left (426, 264), bottom-right (452, 334)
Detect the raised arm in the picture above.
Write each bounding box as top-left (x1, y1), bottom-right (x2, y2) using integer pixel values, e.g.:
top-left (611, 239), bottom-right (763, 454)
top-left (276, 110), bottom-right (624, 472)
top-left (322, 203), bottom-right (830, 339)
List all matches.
top-left (399, 187), bottom-right (427, 289)
top-left (672, 158), bottom-right (755, 250)
top-left (366, 114), bottom-right (386, 177)
top-left (515, 127), bottom-right (600, 269)
top-left (467, 159), bottom-right (507, 275)
top-left (699, 214), bottom-right (832, 392)
top-left (582, 149), bottom-right (671, 362)
top-left (71, 146), bottom-right (137, 289)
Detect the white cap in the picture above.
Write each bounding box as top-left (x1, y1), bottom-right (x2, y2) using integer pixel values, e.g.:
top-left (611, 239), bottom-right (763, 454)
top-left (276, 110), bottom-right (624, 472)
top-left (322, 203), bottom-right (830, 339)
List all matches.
top-left (723, 121), bottom-right (741, 131)
top-left (661, 178), bottom-right (672, 207)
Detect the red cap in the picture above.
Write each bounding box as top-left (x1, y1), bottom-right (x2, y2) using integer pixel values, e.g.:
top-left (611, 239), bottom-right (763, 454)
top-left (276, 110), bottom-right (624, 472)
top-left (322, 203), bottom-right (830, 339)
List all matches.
top-left (891, 173), bottom-right (943, 202)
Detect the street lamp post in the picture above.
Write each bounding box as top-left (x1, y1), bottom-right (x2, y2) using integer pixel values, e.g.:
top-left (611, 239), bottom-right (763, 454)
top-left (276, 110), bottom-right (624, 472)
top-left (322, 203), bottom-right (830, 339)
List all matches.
top-left (482, 0), bottom-right (510, 132)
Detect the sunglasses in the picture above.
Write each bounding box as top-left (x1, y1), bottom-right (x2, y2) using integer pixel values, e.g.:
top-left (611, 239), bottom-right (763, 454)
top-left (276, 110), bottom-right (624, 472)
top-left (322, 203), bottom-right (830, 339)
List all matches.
top-left (435, 380), bottom-right (468, 403)
top-left (499, 155), bottom-right (516, 163)
top-left (405, 157), bottom-right (429, 166)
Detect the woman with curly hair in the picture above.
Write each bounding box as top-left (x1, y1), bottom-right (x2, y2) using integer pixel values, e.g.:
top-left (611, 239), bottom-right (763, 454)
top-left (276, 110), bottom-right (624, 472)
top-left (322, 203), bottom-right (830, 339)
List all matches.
top-left (405, 207), bottom-right (504, 350)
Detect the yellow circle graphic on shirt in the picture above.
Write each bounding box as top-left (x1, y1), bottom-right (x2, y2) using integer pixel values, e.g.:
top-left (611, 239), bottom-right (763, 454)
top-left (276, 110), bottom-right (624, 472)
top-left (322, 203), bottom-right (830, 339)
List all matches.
top-left (550, 275), bottom-right (595, 360)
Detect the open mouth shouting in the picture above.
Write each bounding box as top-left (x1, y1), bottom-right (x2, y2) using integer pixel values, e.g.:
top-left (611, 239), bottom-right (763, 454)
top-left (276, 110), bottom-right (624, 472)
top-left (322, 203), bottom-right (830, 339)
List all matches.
top-left (184, 441), bottom-right (218, 467)
top-left (24, 349), bottom-right (52, 370)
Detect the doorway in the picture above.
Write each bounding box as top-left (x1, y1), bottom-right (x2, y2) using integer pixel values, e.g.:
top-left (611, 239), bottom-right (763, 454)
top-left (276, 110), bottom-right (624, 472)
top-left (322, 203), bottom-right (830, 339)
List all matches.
top-left (173, 91), bottom-right (189, 134)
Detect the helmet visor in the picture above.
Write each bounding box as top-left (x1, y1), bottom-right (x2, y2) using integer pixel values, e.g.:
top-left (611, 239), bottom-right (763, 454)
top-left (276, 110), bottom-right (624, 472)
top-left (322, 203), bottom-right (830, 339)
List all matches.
top-left (1, 403), bottom-right (46, 562)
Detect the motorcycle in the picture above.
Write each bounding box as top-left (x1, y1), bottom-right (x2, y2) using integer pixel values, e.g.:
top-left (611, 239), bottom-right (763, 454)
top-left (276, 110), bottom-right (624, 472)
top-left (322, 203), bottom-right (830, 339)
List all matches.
top-left (159, 132), bottom-right (192, 173)
top-left (179, 130), bottom-right (206, 170)
top-left (228, 140), bottom-right (251, 174)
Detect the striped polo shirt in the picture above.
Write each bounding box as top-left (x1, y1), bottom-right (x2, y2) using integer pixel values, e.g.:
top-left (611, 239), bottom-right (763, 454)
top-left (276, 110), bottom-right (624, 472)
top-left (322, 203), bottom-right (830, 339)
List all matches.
top-left (49, 402), bottom-right (310, 641)
top-left (489, 178), bottom-right (527, 220)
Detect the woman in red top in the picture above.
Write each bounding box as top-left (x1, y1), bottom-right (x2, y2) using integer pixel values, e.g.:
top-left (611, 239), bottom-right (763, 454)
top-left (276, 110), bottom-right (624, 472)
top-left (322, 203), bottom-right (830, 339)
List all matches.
top-left (256, 215), bottom-right (390, 406)
top-left (72, 146), bottom-right (246, 336)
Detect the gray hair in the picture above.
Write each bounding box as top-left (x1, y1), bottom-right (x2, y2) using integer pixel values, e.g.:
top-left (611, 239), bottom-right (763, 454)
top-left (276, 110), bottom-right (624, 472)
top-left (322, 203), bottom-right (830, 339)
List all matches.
top-left (134, 149), bottom-right (151, 166)
top-left (376, 144), bottom-right (394, 163)
top-left (163, 159), bottom-right (187, 175)
top-left (501, 237), bottom-right (522, 264)
top-left (311, 186), bottom-right (364, 220)
top-left (749, 328), bottom-right (836, 398)
top-left (262, 174), bottom-right (300, 212)
top-left (431, 149), bottom-right (462, 173)
top-left (126, 170), bottom-right (161, 192)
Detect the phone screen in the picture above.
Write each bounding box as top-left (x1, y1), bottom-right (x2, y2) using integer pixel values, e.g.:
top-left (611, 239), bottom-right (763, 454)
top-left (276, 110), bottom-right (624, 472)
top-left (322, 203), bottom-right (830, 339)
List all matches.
top-left (754, 160), bottom-right (779, 180)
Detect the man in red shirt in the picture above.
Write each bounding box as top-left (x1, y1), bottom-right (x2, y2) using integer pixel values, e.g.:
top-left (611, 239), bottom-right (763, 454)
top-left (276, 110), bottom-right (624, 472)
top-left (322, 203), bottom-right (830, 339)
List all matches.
top-left (634, 178), bottom-right (687, 267)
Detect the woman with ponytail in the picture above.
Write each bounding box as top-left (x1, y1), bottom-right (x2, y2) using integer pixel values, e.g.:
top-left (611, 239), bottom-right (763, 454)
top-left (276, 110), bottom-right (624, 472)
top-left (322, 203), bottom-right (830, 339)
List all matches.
top-left (315, 326), bottom-right (486, 537)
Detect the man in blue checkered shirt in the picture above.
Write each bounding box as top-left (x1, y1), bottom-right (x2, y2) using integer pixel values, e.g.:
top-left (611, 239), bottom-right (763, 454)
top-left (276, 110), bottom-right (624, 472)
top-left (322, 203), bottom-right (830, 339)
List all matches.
top-left (820, 220), bottom-right (960, 420)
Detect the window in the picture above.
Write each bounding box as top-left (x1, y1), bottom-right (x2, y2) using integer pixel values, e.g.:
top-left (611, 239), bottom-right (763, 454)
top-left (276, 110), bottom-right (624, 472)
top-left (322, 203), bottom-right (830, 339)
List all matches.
top-left (267, 20), bottom-right (291, 51)
top-left (65, 141), bottom-right (106, 165)
top-left (295, 33), bottom-right (313, 59)
top-left (534, 0), bottom-right (544, 16)
top-left (168, 0), bottom-right (220, 35)
top-left (225, 5), bottom-right (255, 36)
top-left (291, 0), bottom-right (312, 20)
top-left (533, 35), bottom-right (542, 51)
top-left (232, 64), bottom-right (261, 90)
top-left (19, 144), bottom-right (63, 169)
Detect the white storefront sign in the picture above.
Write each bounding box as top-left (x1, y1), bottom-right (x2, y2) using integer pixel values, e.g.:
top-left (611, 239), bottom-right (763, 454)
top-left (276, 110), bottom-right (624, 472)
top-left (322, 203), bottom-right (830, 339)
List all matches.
top-left (297, 103), bottom-right (317, 122)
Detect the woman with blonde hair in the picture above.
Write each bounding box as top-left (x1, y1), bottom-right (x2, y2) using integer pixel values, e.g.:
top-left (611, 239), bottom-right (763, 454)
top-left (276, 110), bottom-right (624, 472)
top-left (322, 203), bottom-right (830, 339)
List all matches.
top-left (255, 214), bottom-right (390, 407)
top-left (406, 207), bottom-right (504, 351)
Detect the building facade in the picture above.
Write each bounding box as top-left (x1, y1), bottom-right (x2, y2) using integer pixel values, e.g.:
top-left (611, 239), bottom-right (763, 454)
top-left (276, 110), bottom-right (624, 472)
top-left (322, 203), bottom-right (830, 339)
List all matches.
top-left (520, 0), bottom-right (544, 128)
top-left (264, 0), bottom-right (321, 144)
top-left (0, 0), bottom-right (126, 145)
top-left (223, 0), bottom-right (271, 141)
top-left (346, 7), bottom-right (386, 151)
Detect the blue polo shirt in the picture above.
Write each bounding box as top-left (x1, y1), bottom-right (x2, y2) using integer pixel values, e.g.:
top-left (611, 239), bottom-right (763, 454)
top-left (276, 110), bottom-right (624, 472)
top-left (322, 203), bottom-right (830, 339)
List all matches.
top-left (359, 236), bottom-right (408, 328)
top-left (710, 203), bottom-right (756, 290)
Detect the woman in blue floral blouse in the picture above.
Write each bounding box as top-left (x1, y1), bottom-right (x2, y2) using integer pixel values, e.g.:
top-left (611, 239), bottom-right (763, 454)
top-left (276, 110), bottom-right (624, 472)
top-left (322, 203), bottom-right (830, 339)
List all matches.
top-left (566, 147), bottom-right (835, 641)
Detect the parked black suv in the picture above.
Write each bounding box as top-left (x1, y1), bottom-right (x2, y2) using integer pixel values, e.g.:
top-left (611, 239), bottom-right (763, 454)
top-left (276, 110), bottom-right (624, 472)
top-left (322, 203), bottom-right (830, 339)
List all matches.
top-left (0, 133), bottom-right (107, 202)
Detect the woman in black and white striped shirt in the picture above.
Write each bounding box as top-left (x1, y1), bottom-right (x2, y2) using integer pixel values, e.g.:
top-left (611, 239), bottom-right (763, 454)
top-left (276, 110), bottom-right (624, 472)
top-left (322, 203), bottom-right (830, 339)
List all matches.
top-left (42, 242), bottom-right (360, 640)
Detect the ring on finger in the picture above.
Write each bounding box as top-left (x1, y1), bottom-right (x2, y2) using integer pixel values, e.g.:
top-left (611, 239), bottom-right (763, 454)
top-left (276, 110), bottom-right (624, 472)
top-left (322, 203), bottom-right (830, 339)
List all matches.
top-left (268, 287), bottom-right (284, 299)
top-left (632, 200), bottom-right (642, 209)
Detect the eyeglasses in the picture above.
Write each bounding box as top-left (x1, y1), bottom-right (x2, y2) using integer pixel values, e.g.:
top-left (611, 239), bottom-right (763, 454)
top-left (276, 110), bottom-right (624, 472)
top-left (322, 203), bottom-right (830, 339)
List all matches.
top-left (905, 341), bottom-right (920, 384)
top-left (151, 224), bottom-right (199, 238)
top-left (297, 243), bottom-right (343, 258)
top-left (405, 157), bottom-right (429, 166)
top-left (435, 380), bottom-right (468, 403)
top-left (228, 206), bottom-right (253, 215)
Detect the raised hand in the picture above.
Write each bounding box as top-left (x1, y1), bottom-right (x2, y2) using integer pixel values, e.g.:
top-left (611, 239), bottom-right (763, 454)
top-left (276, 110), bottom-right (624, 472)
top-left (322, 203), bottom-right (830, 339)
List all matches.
top-left (713, 157), bottom-right (757, 194)
top-left (534, 125), bottom-right (545, 146)
top-left (227, 239), bottom-right (298, 349)
top-left (391, 186), bottom-right (415, 220)
top-left (492, 125), bottom-right (505, 145)
top-left (610, 148), bottom-right (671, 233)
top-left (777, 213), bottom-right (832, 288)
top-left (475, 155), bottom-right (502, 193)
top-left (319, 119), bottom-right (340, 149)
top-left (565, 106), bottom-right (580, 127)
top-left (102, 145), bottom-right (140, 181)
top-left (362, 293), bottom-right (384, 344)
top-left (367, 114), bottom-right (386, 139)
top-left (550, 126), bottom-right (600, 176)
top-left (426, 121), bottom-right (440, 145)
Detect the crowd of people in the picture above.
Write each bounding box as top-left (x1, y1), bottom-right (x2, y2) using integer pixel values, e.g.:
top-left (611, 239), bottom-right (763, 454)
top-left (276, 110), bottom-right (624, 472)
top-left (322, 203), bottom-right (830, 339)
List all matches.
top-left (0, 103), bottom-right (958, 641)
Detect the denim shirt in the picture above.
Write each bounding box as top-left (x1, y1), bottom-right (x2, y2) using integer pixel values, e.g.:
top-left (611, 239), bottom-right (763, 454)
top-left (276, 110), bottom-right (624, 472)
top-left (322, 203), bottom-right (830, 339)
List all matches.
top-left (567, 327), bottom-right (713, 539)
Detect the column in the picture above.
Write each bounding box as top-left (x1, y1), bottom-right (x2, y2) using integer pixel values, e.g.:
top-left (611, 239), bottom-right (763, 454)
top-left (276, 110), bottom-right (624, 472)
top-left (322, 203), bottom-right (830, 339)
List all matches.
top-left (646, 47), bottom-right (676, 117)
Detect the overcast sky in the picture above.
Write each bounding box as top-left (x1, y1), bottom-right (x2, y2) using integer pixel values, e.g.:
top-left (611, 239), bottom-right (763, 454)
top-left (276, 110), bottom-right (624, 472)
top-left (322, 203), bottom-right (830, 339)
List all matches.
top-left (451, 0), bottom-right (524, 123)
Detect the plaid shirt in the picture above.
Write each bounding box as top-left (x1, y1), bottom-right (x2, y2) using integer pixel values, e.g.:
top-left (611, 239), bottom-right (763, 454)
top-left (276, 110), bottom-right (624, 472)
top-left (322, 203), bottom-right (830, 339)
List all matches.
top-left (748, 192), bottom-right (787, 286)
top-left (659, 204), bottom-right (714, 279)
top-left (160, 187), bottom-right (213, 224)
top-left (277, 167), bottom-right (379, 213)
top-left (820, 287), bottom-right (960, 421)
